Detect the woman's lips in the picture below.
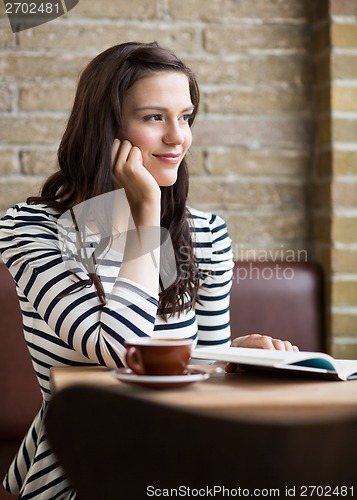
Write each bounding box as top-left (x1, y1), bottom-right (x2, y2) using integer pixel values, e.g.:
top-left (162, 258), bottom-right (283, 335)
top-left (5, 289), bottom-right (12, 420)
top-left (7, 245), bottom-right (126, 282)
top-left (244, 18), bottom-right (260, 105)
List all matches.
top-left (153, 153), bottom-right (181, 163)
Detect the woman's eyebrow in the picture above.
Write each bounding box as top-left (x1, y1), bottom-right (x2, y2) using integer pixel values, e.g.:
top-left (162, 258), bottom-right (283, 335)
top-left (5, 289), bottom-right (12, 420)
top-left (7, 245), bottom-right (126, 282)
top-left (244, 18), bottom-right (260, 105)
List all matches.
top-left (134, 105), bottom-right (195, 113)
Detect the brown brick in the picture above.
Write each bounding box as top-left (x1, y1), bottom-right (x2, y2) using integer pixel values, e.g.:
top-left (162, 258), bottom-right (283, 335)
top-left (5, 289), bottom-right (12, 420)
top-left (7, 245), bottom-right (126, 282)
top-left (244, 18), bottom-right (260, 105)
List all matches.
top-left (0, 116), bottom-right (66, 145)
top-left (333, 118), bottom-right (357, 143)
top-left (333, 151), bottom-right (357, 175)
top-left (0, 150), bottom-right (20, 174)
top-left (186, 55), bottom-right (313, 85)
top-left (314, 23), bottom-right (330, 53)
top-left (331, 343), bottom-right (357, 359)
top-left (187, 149), bottom-right (205, 176)
top-left (332, 86), bottom-right (357, 112)
top-left (330, 0), bottom-right (357, 16)
top-left (0, 53), bottom-right (90, 81)
top-left (332, 280), bottom-right (357, 307)
top-left (0, 21), bottom-right (16, 49)
top-left (315, 150), bottom-right (332, 177)
top-left (205, 25), bottom-right (310, 54)
top-left (206, 87), bottom-right (311, 115)
top-left (316, 86), bottom-right (331, 114)
top-left (312, 215), bottom-right (331, 243)
top-left (21, 150), bottom-right (57, 176)
top-left (311, 0), bottom-right (329, 23)
top-left (332, 217), bottom-right (357, 243)
top-left (311, 179), bottom-right (331, 210)
top-left (223, 212), bottom-right (308, 243)
top-left (316, 53), bottom-right (331, 83)
top-left (18, 23), bottom-right (201, 53)
top-left (0, 83), bottom-right (17, 112)
top-left (332, 249), bottom-right (357, 273)
top-left (0, 178), bottom-right (44, 210)
top-left (332, 181), bottom-right (357, 207)
top-left (332, 54), bottom-right (357, 80)
top-left (314, 244), bottom-right (332, 277)
top-left (71, 0), bottom-right (157, 19)
top-left (168, 0), bottom-right (312, 21)
top-left (316, 116), bottom-right (332, 147)
top-left (188, 178), bottom-right (306, 210)
top-left (193, 116), bottom-right (312, 148)
top-left (20, 83), bottom-right (75, 112)
top-left (206, 149), bottom-right (309, 177)
top-left (332, 313), bottom-right (357, 336)
top-left (332, 23), bottom-right (357, 49)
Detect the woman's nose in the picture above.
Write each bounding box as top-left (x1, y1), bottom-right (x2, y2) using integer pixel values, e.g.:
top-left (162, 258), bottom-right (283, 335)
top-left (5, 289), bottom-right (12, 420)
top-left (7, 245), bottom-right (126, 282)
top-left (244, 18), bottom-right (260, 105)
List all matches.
top-left (163, 123), bottom-right (184, 145)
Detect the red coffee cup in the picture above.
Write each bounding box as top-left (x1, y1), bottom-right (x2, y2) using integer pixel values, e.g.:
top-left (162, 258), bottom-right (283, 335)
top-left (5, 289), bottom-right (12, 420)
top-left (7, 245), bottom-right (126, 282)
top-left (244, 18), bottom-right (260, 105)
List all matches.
top-left (125, 338), bottom-right (193, 376)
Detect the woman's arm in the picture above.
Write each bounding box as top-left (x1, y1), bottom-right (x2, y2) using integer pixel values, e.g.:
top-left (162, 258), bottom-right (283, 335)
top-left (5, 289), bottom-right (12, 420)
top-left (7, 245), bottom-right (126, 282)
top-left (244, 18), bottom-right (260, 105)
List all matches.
top-left (112, 139), bottom-right (161, 295)
top-left (0, 204), bottom-right (159, 369)
top-left (192, 210), bottom-right (234, 348)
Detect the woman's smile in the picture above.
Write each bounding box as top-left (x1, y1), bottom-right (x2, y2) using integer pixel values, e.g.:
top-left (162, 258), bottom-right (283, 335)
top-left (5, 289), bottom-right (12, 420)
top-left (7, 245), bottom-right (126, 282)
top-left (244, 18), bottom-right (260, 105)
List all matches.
top-left (153, 152), bottom-right (182, 163)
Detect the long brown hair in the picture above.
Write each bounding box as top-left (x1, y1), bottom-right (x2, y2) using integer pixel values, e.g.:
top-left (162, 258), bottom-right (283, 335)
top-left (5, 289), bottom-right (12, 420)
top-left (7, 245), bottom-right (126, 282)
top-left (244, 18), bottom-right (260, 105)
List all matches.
top-left (28, 42), bottom-right (201, 317)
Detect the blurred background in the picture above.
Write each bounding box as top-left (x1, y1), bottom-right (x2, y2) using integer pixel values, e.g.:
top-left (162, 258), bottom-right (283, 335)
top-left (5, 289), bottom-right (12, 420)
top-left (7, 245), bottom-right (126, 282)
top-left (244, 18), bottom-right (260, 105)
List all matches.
top-left (0, 0), bottom-right (356, 356)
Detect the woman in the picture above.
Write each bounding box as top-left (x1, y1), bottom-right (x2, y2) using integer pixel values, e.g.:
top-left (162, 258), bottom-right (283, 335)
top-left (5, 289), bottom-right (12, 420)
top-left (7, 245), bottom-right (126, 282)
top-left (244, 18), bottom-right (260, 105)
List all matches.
top-left (0, 42), bottom-right (297, 499)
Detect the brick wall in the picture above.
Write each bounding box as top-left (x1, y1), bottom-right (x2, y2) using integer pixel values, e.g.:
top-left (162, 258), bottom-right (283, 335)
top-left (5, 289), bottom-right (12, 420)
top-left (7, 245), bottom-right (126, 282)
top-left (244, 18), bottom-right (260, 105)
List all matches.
top-left (312, 0), bottom-right (357, 357)
top-left (0, 0), bottom-right (356, 356)
top-left (0, 0), bottom-right (314, 253)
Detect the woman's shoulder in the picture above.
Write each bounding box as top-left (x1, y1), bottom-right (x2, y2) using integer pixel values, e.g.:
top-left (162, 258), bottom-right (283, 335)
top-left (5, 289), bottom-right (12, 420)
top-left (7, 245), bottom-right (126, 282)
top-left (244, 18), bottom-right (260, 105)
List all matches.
top-left (187, 206), bottom-right (232, 255)
top-left (187, 207), bottom-right (233, 272)
top-left (0, 203), bottom-right (61, 260)
top-left (1, 203), bottom-right (60, 223)
top-left (187, 206), bottom-right (228, 232)
top-left (0, 203), bottom-right (60, 243)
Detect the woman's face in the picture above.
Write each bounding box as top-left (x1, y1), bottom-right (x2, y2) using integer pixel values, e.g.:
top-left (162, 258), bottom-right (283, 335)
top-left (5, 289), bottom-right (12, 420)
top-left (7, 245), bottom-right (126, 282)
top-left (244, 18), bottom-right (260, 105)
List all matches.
top-left (120, 71), bottom-right (194, 186)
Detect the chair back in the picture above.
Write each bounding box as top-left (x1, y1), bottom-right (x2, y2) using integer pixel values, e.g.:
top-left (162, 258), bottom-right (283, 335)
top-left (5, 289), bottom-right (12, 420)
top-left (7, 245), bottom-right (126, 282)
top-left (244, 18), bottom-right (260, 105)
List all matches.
top-left (0, 263), bottom-right (41, 439)
top-left (231, 261), bottom-right (324, 351)
top-left (46, 385), bottom-right (356, 500)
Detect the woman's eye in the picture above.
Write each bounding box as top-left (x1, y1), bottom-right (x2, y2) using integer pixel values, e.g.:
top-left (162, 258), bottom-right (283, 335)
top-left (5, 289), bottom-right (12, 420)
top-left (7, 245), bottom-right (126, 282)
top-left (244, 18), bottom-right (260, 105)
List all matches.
top-left (144, 114), bottom-right (162, 122)
top-left (181, 114), bottom-right (193, 122)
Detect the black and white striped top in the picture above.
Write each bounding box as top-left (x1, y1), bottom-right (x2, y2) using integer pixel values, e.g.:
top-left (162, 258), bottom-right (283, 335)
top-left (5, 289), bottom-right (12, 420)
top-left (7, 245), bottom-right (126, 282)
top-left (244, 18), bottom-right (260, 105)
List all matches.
top-left (0, 202), bottom-right (233, 499)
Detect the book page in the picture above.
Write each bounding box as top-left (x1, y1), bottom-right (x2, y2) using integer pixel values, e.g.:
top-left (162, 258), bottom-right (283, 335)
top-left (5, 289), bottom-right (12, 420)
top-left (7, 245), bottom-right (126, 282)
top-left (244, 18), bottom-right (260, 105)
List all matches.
top-left (192, 346), bottom-right (335, 368)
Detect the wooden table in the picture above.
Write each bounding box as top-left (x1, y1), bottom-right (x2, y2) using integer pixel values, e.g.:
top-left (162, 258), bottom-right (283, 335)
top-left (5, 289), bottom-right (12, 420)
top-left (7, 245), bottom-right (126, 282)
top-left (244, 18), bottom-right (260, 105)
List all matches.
top-left (50, 364), bottom-right (357, 423)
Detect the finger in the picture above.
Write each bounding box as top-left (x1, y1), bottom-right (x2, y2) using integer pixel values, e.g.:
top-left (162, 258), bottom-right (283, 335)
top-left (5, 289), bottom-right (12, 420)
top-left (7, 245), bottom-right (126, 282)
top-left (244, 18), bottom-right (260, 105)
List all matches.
top-left (113, 140), bottom-right (133, 181)
top-left (231, 334), bottom-right (275, 350)
top-left (224, 362), bottom-right (238, 373)
top-left (282, 341), bottom-right (295, 351)
top-left (257, 335), bottom-right (276, 350)
top-left (272, 339), bottom-right (297, 351)
top-left (111, 139), bottom-right (120, 165)
top-left (272, 338), bottom-right (286, 350)
top-left (126, 145), bottom-right (143, 168)
top-left (117, 140), bottom-right (133, 165)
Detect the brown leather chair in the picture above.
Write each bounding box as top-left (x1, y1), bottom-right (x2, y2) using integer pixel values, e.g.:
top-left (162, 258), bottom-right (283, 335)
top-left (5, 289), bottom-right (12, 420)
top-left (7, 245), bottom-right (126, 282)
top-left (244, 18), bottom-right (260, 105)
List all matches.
top-left (230, 261), bottom-right (324, 351)
top-left (46, 385), bottom-right (357, 500)
top-left (0, 263), bottom-right (42, 499)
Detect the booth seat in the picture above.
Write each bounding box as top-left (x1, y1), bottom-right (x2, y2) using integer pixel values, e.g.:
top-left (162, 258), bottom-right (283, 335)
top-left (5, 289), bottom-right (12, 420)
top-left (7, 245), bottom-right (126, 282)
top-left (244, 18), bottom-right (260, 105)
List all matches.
top-left (0, 260), bottom-right (324, 499)
top-left (230, 261), bottom-right (324, 352)
top-left (0, 263), bottom-right (42, 499)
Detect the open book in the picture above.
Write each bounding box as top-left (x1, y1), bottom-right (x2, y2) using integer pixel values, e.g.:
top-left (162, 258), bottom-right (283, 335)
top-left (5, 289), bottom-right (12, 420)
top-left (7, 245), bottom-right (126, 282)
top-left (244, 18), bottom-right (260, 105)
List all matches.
top-left (192, 346), bottom-right (357, 381)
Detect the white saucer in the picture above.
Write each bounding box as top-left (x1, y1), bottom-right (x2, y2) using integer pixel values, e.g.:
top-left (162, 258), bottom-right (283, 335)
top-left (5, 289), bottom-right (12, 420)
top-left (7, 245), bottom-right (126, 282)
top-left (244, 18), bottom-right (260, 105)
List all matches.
top-left (111, 368), bottom-right (210, 389)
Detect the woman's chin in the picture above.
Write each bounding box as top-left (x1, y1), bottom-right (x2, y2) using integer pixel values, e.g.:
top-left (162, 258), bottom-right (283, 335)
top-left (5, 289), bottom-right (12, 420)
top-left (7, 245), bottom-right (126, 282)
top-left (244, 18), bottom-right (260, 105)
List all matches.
top-left (156, 174), bottom-right (178, 187)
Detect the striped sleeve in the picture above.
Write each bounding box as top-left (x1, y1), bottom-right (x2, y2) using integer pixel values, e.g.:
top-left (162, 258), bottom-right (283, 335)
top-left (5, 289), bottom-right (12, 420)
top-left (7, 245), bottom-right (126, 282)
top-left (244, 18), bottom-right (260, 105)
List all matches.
top-left (189, 209), bottom-right (234, 348)
top-left (0, 204), bottom-right (159, 368)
